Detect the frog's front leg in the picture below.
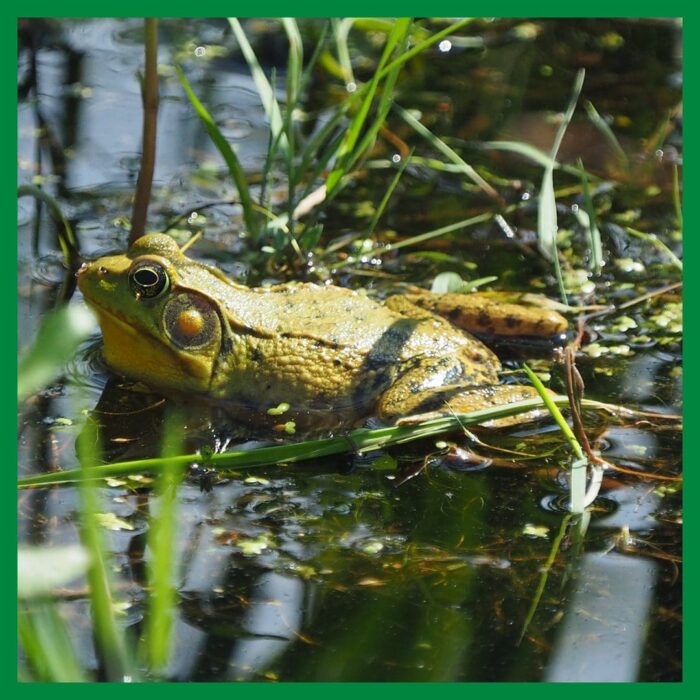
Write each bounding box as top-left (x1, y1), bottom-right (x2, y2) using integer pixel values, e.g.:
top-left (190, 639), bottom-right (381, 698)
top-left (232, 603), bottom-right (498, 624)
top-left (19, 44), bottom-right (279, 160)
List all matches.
top-left (390, 291), bottom-right (568, 337)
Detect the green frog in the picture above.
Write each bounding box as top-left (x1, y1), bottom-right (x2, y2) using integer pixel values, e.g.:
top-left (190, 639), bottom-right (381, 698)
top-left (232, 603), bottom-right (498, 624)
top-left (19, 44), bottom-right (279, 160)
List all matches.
top-left (77, 233), bottom-right (567, 432)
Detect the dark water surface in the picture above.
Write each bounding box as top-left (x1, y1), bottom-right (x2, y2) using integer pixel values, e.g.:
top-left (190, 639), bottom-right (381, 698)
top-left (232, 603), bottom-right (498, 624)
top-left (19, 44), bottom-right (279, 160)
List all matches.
top-left (18, 18), bottom-right (682, 681)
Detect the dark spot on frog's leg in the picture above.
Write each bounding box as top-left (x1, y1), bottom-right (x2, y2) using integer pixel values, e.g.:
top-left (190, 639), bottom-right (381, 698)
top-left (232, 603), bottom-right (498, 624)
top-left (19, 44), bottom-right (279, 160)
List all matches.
top-left (250, 347), bottom-right (263, 363)
top-left (505, 315), bottom-right (521, 329)
top-left (333, 358), bottom-right (342, 366)
top-left (477, 311), bottom-right (490, 326)
top-left (448, 308), bottom-right (462, 322)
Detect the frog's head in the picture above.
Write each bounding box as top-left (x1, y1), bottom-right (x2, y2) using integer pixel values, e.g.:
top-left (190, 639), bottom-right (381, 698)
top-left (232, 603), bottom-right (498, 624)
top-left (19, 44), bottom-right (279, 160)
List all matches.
top-left (77, 233), bottom-right (228, 395)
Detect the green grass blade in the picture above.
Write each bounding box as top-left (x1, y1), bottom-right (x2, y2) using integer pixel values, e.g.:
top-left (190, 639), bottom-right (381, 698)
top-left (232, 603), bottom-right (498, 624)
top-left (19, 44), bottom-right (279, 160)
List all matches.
top-left (625, 226), bottom-right (682, 271)
top-left (672, 163), bottom-right (682, 230)
top-left (282, 18), bottom-right (303, 108)
top-left (332, 18), bottom-right (355, 84)
top-left (143, 410), bottom-right (186, 675)
top-left (175, 65), bottom-right (257, 237)
top-left (19, 601), bottom-right (88, 681)
top-left (482, 141), bottom-right (590, 179)
top-left (19, 392), bottom-right (678, 491)
top-left (340, 26), bottom-right (409, 180)
top-left (523, 365), bottom-right (583, 461)
top-left (228, 18), bottom-right (288, 155)
top-left (301, 19), bottom-right (474, 204)
top-left (367, 147), bottom-right (413, 237)
top-left (576, 158), bottom-right (603, 274)
top-left (393, 103), bottom-right (498, 199)
top-left (326, 19), bottom-right (410, 194)
top-left (584, 100), bottom-right (629, 169)
top-left (522, 364), bottom-right (588, 514)
top-left (537, 69), bottom-right (585, 303)
top-left (18, 184), bottom-right (79, 263)
top-left (280, 20), bottom-right (304, 242)
top-left (332, 212), bottom-right (494, 270)
top-left (374, 18), bottom-right (475, 84)
top-left (76, 419), bottom-right (133, 681)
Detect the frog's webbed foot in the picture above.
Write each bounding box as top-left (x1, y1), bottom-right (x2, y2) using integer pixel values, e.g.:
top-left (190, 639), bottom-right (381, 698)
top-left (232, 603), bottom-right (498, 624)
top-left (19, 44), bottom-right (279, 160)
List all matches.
top-left (394, 292), bottom-right (568, 337)
top-left (389, 384), bottom-right (552, 428)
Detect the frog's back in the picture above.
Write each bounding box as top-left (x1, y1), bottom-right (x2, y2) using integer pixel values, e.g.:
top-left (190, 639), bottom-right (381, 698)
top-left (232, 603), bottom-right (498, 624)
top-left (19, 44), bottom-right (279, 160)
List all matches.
top-left (221, 282), bottom-right (468, 359)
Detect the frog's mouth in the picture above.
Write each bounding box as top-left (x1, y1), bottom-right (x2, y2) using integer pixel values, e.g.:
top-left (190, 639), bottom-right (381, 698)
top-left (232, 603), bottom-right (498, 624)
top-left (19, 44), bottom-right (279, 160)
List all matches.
top-left (88, 304), bottom-right (214, 392)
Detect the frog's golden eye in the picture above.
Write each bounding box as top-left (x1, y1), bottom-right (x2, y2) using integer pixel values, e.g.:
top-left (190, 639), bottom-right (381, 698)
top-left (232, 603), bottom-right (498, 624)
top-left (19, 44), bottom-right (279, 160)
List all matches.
top-left (129, 260), bottom-right (169, 299)
top-left (163, 292), bottom-right (219, 349)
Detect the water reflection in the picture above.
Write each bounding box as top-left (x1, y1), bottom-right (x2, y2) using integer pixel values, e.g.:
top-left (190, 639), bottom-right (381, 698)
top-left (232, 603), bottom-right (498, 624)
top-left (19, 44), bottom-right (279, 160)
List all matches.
top-left (545, 552), bottom-right (657, 682)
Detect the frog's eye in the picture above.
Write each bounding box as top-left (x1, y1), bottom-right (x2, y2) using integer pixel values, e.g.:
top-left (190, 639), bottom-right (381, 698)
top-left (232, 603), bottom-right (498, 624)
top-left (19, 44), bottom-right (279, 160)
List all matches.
top-left (129, 260), bottom-right (169, 299)
top-left (163, 292), bottom-right (219, 349)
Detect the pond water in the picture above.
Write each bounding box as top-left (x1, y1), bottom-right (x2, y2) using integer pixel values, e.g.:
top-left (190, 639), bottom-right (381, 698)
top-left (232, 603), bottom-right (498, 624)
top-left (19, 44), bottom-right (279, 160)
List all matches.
top-left (18, 18), bottom-right (682, 682)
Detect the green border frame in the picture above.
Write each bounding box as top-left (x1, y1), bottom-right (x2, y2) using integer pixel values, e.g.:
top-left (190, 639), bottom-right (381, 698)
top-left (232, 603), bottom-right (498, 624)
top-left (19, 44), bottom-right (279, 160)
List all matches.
top-left (10, 3), bottom-right (691, 693)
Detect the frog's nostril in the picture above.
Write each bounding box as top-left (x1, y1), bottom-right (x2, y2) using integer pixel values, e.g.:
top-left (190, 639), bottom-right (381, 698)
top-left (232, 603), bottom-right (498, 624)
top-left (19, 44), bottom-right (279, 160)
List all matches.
top-left (98, 266), bottom-right (108, 275)
top-left (76, 262), bottom-right (89, 277)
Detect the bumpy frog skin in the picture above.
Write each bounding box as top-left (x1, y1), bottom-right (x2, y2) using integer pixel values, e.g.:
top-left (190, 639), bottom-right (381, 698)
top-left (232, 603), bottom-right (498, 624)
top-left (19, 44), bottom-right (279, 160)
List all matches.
top-left (77, 234), bottom-right (567, 431)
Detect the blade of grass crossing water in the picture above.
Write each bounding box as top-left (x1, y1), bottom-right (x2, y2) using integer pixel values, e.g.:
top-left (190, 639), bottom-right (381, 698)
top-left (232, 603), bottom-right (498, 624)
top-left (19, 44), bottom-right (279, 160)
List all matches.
top-left (19, 396), bottom-right (594, 489)
top-left (175, 66), bottom-right (257, 237)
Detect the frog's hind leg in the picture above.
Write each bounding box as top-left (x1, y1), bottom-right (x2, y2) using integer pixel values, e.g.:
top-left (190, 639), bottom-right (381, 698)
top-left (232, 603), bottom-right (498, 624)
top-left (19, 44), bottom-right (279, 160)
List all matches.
top-left (380, 383), bottom-right (551, 428)
top-left (395, 292), bottom-right (568, 337)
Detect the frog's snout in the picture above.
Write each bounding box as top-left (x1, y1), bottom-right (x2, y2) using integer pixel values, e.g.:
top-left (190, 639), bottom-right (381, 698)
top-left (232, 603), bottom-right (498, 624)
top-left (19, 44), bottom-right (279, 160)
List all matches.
top-left (76, 261), bottom-right (110, 282)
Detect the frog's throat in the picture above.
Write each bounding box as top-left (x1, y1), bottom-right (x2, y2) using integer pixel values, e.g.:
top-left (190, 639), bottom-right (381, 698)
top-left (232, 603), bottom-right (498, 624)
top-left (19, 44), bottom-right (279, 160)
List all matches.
top-left (91, 305), bottom-right (215, 391)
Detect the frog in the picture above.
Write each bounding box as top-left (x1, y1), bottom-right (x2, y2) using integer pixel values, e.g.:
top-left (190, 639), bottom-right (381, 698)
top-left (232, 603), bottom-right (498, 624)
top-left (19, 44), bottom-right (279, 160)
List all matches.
top-left (77, 233), bottom-right (567, 433)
